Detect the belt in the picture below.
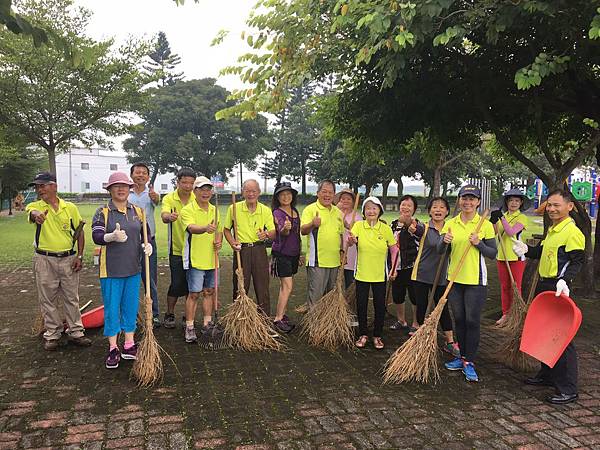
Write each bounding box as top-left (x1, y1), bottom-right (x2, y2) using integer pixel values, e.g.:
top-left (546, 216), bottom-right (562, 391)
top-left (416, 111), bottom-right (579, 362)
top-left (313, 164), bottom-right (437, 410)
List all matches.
top-left (241, 242), bottom-right (265, 248)
top-left (36, 249), bottom-right (76, 258)
top-left (539, 277), bottom-right (558, 282)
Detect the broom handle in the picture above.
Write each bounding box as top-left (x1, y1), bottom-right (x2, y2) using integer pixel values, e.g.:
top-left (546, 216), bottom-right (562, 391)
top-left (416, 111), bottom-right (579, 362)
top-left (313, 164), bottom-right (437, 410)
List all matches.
top-left (494, 223), bottom-right (518, 287)
top-left (342, 193), bottom-right (361, 263)
top-left (214, 191), bottom-right (219, 316)
top-left (142, 210), bottom-right (151, 298)
top-left (231, 192), bottom-right (243, 270)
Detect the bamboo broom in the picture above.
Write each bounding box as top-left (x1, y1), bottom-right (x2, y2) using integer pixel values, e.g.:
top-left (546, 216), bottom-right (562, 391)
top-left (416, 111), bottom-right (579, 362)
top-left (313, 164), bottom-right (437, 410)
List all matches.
top-left (220, 192), bottom-right (283, 351)
top-left (131, 210), bottom-right (164, 387)
top-left (494, 224), bottom-right (527, 333)
top-left (300, 193), bottom-right (360, 351)
top-left (383, 209), bottom-right (490, 384)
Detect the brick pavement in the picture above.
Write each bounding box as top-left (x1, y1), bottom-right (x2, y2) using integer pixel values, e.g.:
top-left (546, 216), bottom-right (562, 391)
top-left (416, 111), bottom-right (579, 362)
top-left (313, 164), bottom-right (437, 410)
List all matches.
top-left (0, 262), bottom-right (599, 449)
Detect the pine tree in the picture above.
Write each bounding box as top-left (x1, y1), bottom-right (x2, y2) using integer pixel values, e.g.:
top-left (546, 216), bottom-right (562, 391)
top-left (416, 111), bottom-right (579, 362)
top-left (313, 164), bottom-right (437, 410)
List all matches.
top-left (144, 31), bottom-right (184, 87)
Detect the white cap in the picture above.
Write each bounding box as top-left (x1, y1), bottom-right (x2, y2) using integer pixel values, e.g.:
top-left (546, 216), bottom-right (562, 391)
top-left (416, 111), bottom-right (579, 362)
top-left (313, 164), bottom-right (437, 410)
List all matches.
top-left (362, 196), bottom-right (384, 217)
top-left (193, 176), bottom-right (213, 189)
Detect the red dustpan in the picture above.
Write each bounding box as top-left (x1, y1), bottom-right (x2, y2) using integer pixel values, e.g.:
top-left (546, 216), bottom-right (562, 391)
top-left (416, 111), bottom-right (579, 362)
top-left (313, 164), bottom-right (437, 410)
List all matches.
top-left (81, 305), bottom-right (105, 329)
top-left (520, 291), bottom-right (582, 368)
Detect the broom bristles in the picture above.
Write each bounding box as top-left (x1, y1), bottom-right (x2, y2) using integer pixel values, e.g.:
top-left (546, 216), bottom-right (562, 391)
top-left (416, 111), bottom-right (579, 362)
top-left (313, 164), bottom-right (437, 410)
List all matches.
top-left (497, 286), bottom-right (527, 334)
top-left (131, 294), bottom-right (164, 387)
top-left (31, 313), bottom-right (44, 337)
top-left (493, 309), bottom-right (538, 372)
top-left (294, 303), bottom-right (309, 314)
top-left (344, 282), bottom-right (356, 314)
top-left (220, 269), bottom-right (284, 352)
top-left (383, 299), bottom-right (445, 384)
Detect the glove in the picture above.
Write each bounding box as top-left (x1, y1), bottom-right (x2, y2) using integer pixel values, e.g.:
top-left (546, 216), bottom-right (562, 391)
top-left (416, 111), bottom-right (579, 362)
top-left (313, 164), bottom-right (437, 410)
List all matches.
top-left (512, 239), bottom-right (528, 257)
top-left (555, 279), bottom-right (570, 297)
top-left (490, 209), bottom-right (503, 224)
top-left (142, 243), bottom-right (153, 256)
top-left (104, 223), bottom-right (128, 243)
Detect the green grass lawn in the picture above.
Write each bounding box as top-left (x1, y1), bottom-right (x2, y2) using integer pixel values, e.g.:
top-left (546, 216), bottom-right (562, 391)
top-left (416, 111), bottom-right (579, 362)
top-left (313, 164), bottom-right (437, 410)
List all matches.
top-left (0, 202), bottom-right (543, 266)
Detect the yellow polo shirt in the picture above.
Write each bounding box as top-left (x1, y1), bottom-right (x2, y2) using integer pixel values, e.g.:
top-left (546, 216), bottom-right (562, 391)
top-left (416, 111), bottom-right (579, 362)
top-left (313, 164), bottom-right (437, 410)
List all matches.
top-left (223, 201), bottom-right (274, 243)
top-left (351, 220), bottom-right (396, 282)
top-left (181, 201), bottom-right (222, 270)
top-left (26, 198), bottom-right (82, 253)
top-left (301, 201), bottom-right (344, 268)
top-left (442, 213), bottom-right (495, 285)
top-left (539, 218), bottom-right (585, 278)
top-left (497, 210), bottom-right (528, 262)
top-left (161, 190), bottom-right (192, 256)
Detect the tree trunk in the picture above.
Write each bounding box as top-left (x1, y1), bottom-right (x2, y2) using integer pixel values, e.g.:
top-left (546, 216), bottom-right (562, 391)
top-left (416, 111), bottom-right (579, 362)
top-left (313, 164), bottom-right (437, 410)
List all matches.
top-left (301, 157), bottom-right (307, 196)
top-left (381, 178), bottom-right (391, 208)
top-left (365, 182), bottom-right (374, 196)
top-left (594, 199), bottom-right (600, 282)
top-left (396, 178), bottom-right (404, 196)
top-left (8, 188), bottom-right (13, 216)
top-left (571, 199), bottom-right (595, 295)
top-left (432, 165), bottom-right (442, 198)
top-left (47, 145), bottom-right (57, 175)
top-left (150, 168), bottom-right (159, 186)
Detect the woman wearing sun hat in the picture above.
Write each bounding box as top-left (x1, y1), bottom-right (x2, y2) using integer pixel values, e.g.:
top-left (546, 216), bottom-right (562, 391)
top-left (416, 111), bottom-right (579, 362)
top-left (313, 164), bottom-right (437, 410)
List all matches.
top-left (92, 172), bottom-right (152, 369)
top-left (489, 188), bottom-right (529, 326)
top-left (271, 181), bottom-right (301, 333)
top-left (347, 196), bottom-right (397, 349)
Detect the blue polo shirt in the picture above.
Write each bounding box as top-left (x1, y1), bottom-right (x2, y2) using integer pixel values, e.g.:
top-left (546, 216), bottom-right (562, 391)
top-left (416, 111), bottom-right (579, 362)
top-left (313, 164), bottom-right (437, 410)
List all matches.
top-left (128, 187), bottom-right (158, 237)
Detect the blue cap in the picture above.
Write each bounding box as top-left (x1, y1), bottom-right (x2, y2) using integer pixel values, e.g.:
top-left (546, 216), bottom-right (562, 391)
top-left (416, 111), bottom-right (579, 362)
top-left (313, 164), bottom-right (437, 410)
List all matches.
top-left (458, 184), bottom-right (481, 198)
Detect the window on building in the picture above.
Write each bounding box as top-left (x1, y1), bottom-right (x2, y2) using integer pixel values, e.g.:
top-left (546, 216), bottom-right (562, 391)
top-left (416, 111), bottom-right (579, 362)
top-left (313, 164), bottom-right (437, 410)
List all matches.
top-left (82, 182), bottom-right (90, 190)
top-left (161, 184), bottom-right (168, 190)
top-left (81, 163), bottom-right (89, 170)
top-left (110, 164), bottom-right (118, 171)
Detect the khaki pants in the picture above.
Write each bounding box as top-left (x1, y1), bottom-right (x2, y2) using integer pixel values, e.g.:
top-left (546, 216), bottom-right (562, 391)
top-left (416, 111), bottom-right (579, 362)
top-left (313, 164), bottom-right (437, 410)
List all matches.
top-left (232, 246), bottom-right (270, 315)
top-left (34, 253), bottom-right (84, 341)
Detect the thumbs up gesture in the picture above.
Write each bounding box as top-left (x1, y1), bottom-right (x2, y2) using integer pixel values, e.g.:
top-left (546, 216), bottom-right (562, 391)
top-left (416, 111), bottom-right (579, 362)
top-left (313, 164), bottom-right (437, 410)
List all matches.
top-left (283, 216), bottom-right (292, 232)
top-left (347, 232), bottom-right (357, 246)
top-left (408, 219), bottom-right (417, 234)
top-left (33, 209), bottom-right (48, 224)
top-left (148, 184), bottom-right (159, 203)
top-left (443, 227), bottom-right (453, 244)
top-left (104, 222), bottom-right (128, 243)
top-left (312, 211), bottom-right (321, 228)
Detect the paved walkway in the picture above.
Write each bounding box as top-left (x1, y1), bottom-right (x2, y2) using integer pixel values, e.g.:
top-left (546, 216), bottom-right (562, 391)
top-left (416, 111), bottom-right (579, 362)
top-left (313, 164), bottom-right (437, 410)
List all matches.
top-left (0, 262), bottom-right (599, 449)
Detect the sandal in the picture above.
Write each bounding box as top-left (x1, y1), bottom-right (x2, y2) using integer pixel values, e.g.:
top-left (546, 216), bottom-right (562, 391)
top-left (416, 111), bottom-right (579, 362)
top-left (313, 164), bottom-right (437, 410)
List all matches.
top-left (373, 337), bottom-right (384, 350)
top-left (355, 335), bottom-right (368, 348)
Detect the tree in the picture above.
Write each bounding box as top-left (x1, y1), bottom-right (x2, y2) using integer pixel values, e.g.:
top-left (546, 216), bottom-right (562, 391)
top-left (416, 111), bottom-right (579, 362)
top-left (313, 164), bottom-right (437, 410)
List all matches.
top-left (144, 31), bottom-right (184, 87)
top-left (124, 78), bottom-right (272, 183)
top-left (0, 0), bottom-right (149, 175)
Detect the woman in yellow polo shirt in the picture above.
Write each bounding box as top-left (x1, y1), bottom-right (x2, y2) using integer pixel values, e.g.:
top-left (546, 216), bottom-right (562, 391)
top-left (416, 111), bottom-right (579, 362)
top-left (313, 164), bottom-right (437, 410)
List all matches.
top-left (489, 188), bottom-right (529, 326)
top-left (438, 185), bottom-right (497, 382)
top-left (348, 197), bottom-right (397, 350)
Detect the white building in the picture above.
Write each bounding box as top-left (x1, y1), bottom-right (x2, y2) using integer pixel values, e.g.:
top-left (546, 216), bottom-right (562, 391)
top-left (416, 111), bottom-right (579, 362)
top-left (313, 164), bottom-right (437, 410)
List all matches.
top-left (55, 147), bottom-right (177, 194)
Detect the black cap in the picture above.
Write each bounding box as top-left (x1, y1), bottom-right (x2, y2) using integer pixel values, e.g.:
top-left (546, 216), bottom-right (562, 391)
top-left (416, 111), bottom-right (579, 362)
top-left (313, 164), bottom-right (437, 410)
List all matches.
top-left (458, 184), bottom-right (481, 199)
top-left (274, 181), bottom-right (298, 196)
top-left (28, 172), bottom-right (56, 187)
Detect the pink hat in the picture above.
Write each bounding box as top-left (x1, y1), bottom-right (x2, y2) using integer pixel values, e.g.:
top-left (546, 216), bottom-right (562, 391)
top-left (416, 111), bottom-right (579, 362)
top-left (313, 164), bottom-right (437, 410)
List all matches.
top-left (104, 171), bottom-right (134, 190)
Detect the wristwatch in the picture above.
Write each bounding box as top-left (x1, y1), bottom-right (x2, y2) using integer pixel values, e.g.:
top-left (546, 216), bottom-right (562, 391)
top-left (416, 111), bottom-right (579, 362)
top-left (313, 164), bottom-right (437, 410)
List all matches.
top-left (77, 255), bottom-right (83, 260)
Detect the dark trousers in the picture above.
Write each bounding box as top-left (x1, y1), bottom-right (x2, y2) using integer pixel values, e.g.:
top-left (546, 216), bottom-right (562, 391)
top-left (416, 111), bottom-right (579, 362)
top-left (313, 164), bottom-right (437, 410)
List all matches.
top-left (233, 246), bottom-right (270, 315)
top-left (448, 283), bottom-right (487, 362)
top-left (356, 280), bottom-right (386, 337)
top-left (534, 279), bottom-right (578, 395)
top-left (391, 268), bottom-right (416, 305)
top-left (414, 281), bottom-right (453, 332)
top-left (141, 237), bottom-right (159, 317)
top-left (344, 269), bottom-right (355, 290)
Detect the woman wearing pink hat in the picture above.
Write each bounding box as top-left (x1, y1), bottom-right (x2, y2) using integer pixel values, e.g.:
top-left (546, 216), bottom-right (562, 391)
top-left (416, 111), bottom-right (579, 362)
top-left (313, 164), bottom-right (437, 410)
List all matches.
top-left (92, 172), bottom-right (152, 369)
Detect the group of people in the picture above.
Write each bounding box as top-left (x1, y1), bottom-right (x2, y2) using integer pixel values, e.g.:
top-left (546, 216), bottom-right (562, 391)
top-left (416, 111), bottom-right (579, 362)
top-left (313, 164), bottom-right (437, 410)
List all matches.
top-left (26, 167), bottom-right (584, 404)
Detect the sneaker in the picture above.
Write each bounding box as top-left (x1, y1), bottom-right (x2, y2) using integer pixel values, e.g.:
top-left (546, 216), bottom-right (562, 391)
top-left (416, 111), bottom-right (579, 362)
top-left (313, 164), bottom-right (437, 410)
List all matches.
top-left (163, 313), bottom-right (176, 329)
top-left (443, 342), bottom-right (461, 358)
top-left (445, 357), bottom-right (464, 371)
top-left (121, 344), bottom-right (138, 360)
top-left (68, 336), bottom-right (92, 347)
top-left (43, 339), bottom-right (59, 351)
top-left (152, 316), bottom-right (161, 328)
top-left (463, 362), bottom-right (479, 382)
top-left (185, 326), bottom-right (197, 343)
top-left (389, 320), bottom-right (408, 331)
top-left (274, 320), bottom-right (294, 333)
top-left (282, 314), bottom-right (290, 323)
top-left (105, 348), bottom-right (121, 369)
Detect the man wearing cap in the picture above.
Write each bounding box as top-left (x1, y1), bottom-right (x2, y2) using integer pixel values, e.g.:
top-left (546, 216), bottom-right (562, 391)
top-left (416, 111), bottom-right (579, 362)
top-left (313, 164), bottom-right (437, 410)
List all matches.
top-left (223, 179), bottom-right (275, 314)
top-left (180, 176), bottom-right (222, 343)
top-left (513, 189), bottom-right (584, 404)
top-left (301, 180), bottom-right (344, 307)
top-left (161, 168), bottom-right (196, 328)
top-left (26, 172), bottom-right (91, 351)
top-left (128, 162), bottom-right (161, 327)
top-left (334, 188), bottom-right (362, 289)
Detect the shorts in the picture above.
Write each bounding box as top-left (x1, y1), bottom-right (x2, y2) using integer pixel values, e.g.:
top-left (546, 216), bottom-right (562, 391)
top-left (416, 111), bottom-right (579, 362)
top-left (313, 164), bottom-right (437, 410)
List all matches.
top-left (271, 252), bottom-right (299, 278)
top-left (168, 254), bottom-right (189, 297)
top-left (391, 268), bottom-right (416, 305)
top-left (186, 268), bottom-right (215, 293)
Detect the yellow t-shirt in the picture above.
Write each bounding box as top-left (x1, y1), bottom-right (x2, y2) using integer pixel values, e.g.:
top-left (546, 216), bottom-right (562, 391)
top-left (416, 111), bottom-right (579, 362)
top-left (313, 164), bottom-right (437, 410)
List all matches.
top-left (161, 190), bottom-right (192, 256)
top-left (26, 198), bottom-right (82, 253)
top-left (301, 201), bottom-right (344, 268)
top-left (497, 210), bottom-right (528, 261)
top-left (223, 201), bottom-right (274, 243)
top-left (539, 218), bottom-right (585, 278)
top-left (351, 220), bottom-right (396, 282)
top-left (181, 201), bottom-right (223, 270)
top-left (442, 213), bottom-right (495, 285)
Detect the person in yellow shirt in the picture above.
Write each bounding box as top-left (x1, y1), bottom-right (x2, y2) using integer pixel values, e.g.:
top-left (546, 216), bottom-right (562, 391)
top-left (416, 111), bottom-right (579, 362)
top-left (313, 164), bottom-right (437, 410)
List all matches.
top-left (160, 167), bottom-right (196, 329)
top-left (513, 189), bottom-right (584, 405)
top-left (26, 172), bottom-right (91, 351)
top-left (347, 197), bottom-right (397, 350)
top-left (438, 184), bottom-right (497, 382)
top-left (489, 188), bottom-right (529, 326)
top-left (180, 176), bottom-right (222, 343)
top-left (300, 180), bottom-right (344, 307)
top-left (223, 179), bottom-right (275, 315)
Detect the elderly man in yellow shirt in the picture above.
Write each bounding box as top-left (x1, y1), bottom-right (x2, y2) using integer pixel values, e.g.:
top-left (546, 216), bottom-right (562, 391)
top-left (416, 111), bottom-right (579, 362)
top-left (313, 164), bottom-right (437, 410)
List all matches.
top-left (223, 179), bottom-right (275, 315)
top-left (26, 172), bottom-right (91, 351)
top-left (300, 180), bottom-right (344, 307)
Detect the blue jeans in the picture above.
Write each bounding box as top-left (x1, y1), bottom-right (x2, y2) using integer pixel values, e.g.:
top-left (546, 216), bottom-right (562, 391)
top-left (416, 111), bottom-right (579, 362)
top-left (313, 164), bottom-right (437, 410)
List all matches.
top-left (101, 274), bottom-right (141, 337)
top-left (141, 237), bottom-right (159, 317)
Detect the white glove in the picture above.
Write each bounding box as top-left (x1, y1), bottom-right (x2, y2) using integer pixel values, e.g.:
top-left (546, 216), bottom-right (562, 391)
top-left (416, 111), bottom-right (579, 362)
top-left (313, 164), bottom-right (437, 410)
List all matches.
top-left (142, 243), bottom-right (153, 257)
top-left (511, 239), bottom-right (528, 257)
top-left (104, 223), bottom-right (128, 243)
top-left (555, 279), bottom-right (570, 297)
